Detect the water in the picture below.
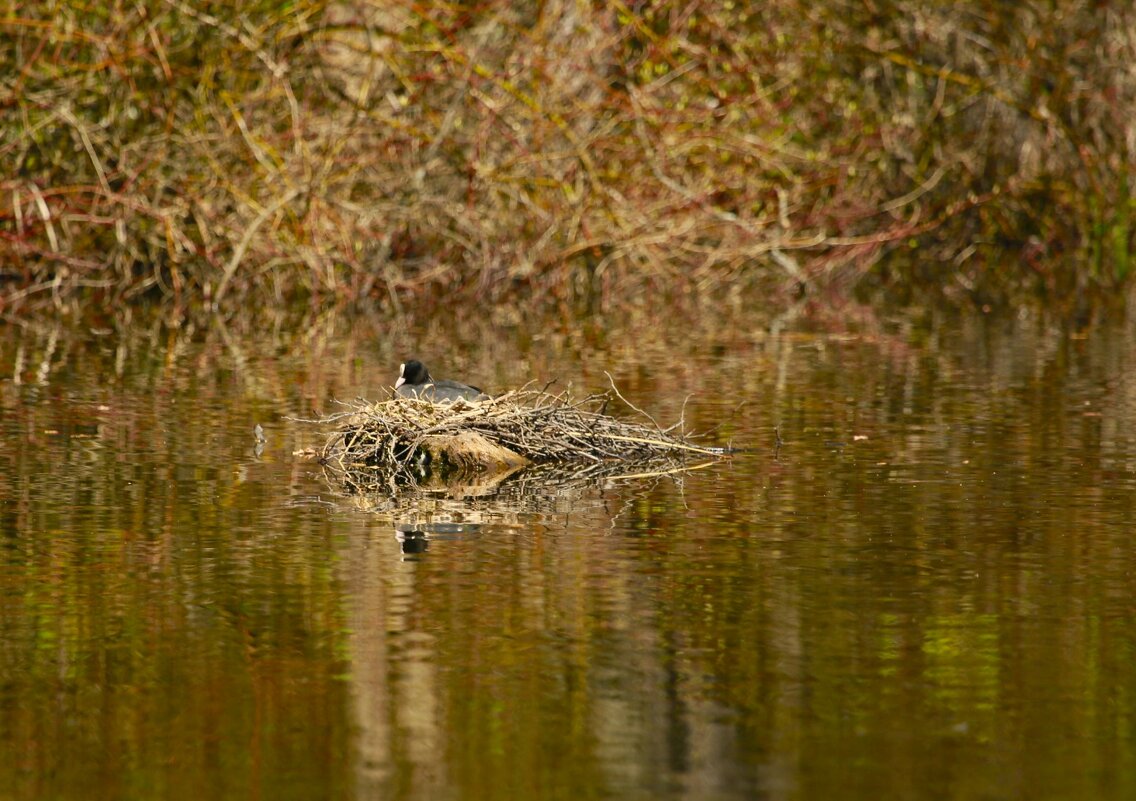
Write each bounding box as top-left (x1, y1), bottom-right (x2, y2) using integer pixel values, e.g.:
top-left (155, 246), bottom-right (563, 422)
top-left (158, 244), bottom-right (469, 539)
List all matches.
top-left (2, 308), bottom-right (1136, 800)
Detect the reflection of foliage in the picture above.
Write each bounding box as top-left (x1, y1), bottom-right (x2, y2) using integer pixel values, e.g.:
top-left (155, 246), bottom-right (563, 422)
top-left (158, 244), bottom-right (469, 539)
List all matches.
top-left (6, 312), bottom-right (1136, 796)
top-left (2, 2), bottom-right (1133, 314)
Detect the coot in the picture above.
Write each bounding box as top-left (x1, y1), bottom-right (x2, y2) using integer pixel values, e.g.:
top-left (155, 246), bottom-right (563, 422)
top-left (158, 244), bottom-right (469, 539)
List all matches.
top-left (394, 359), bottom-right (488, 402)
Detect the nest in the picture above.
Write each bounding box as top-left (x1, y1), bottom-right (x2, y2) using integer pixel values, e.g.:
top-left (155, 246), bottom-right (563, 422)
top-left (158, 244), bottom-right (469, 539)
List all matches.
top-left (318, 385), bottom-right (726, 491)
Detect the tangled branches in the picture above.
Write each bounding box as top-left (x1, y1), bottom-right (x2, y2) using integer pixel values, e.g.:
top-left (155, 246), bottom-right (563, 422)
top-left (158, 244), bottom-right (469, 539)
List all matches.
top-left (318, 386), bottom-right (727, 491)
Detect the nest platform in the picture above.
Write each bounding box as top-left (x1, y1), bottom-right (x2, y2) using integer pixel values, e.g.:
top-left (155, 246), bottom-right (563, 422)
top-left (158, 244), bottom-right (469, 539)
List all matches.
top-left (319, 386), bottom-right (726, 489)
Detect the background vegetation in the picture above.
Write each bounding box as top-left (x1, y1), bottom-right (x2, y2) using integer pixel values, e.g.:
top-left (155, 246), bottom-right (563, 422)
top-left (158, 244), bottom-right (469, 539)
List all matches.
top-left (2, 1), bottom-right (1134, 316)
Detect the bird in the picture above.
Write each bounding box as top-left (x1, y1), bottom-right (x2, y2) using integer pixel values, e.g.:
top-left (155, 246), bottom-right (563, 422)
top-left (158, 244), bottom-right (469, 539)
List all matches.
top-left (394, 359), bottom-right (488, 402)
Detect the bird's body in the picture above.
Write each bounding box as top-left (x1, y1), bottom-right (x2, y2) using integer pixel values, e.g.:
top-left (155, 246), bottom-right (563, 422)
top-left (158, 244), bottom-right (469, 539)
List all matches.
top-left (394, 359), bottom-right (488, 402)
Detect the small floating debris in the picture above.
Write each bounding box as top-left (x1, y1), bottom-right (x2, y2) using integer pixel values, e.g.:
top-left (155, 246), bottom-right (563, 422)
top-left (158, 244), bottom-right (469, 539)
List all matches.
top-left (316, 384), bottom-right (727, 491)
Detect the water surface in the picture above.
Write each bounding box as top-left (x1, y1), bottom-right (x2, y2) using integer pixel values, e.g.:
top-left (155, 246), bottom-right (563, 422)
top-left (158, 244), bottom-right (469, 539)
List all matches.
top-left (2, 309), bottom-right (1135, 800)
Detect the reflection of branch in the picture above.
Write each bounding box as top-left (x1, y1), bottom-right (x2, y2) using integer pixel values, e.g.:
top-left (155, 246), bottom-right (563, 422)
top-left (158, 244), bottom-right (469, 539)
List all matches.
top-left (604, 459), bottom-right (719, 481)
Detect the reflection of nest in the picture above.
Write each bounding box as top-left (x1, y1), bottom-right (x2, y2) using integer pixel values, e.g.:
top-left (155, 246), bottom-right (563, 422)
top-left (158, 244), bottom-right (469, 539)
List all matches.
top-left (338, 455), bottom-right (723, 527)
top-left (318, 385), bottom-right (727, 493)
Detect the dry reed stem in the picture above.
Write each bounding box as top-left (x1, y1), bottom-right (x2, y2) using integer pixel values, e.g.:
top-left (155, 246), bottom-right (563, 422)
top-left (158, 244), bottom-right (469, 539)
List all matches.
top-left (8, 1), bottom-right (1124, 316)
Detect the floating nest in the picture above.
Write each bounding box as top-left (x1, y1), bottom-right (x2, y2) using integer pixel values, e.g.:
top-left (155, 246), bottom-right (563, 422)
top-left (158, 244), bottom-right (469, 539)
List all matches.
top-left (318, 384), bottom-right (727, 492)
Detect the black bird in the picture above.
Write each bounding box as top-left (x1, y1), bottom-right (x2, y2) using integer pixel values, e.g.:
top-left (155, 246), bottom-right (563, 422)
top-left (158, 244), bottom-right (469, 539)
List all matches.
top-left (394, 359), bottom-right (488, 402)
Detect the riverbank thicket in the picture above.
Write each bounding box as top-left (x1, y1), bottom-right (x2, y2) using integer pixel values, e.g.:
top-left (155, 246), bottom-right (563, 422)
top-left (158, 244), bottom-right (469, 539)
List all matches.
top-left (2, 1), bottom-right (1134, 316)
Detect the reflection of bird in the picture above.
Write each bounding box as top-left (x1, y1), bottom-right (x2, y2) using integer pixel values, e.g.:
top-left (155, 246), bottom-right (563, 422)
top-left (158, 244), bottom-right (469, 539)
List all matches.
top-left (396, 528), bottom-right (430, 556)
top-left (394, 359), bottom-right (488, 402)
